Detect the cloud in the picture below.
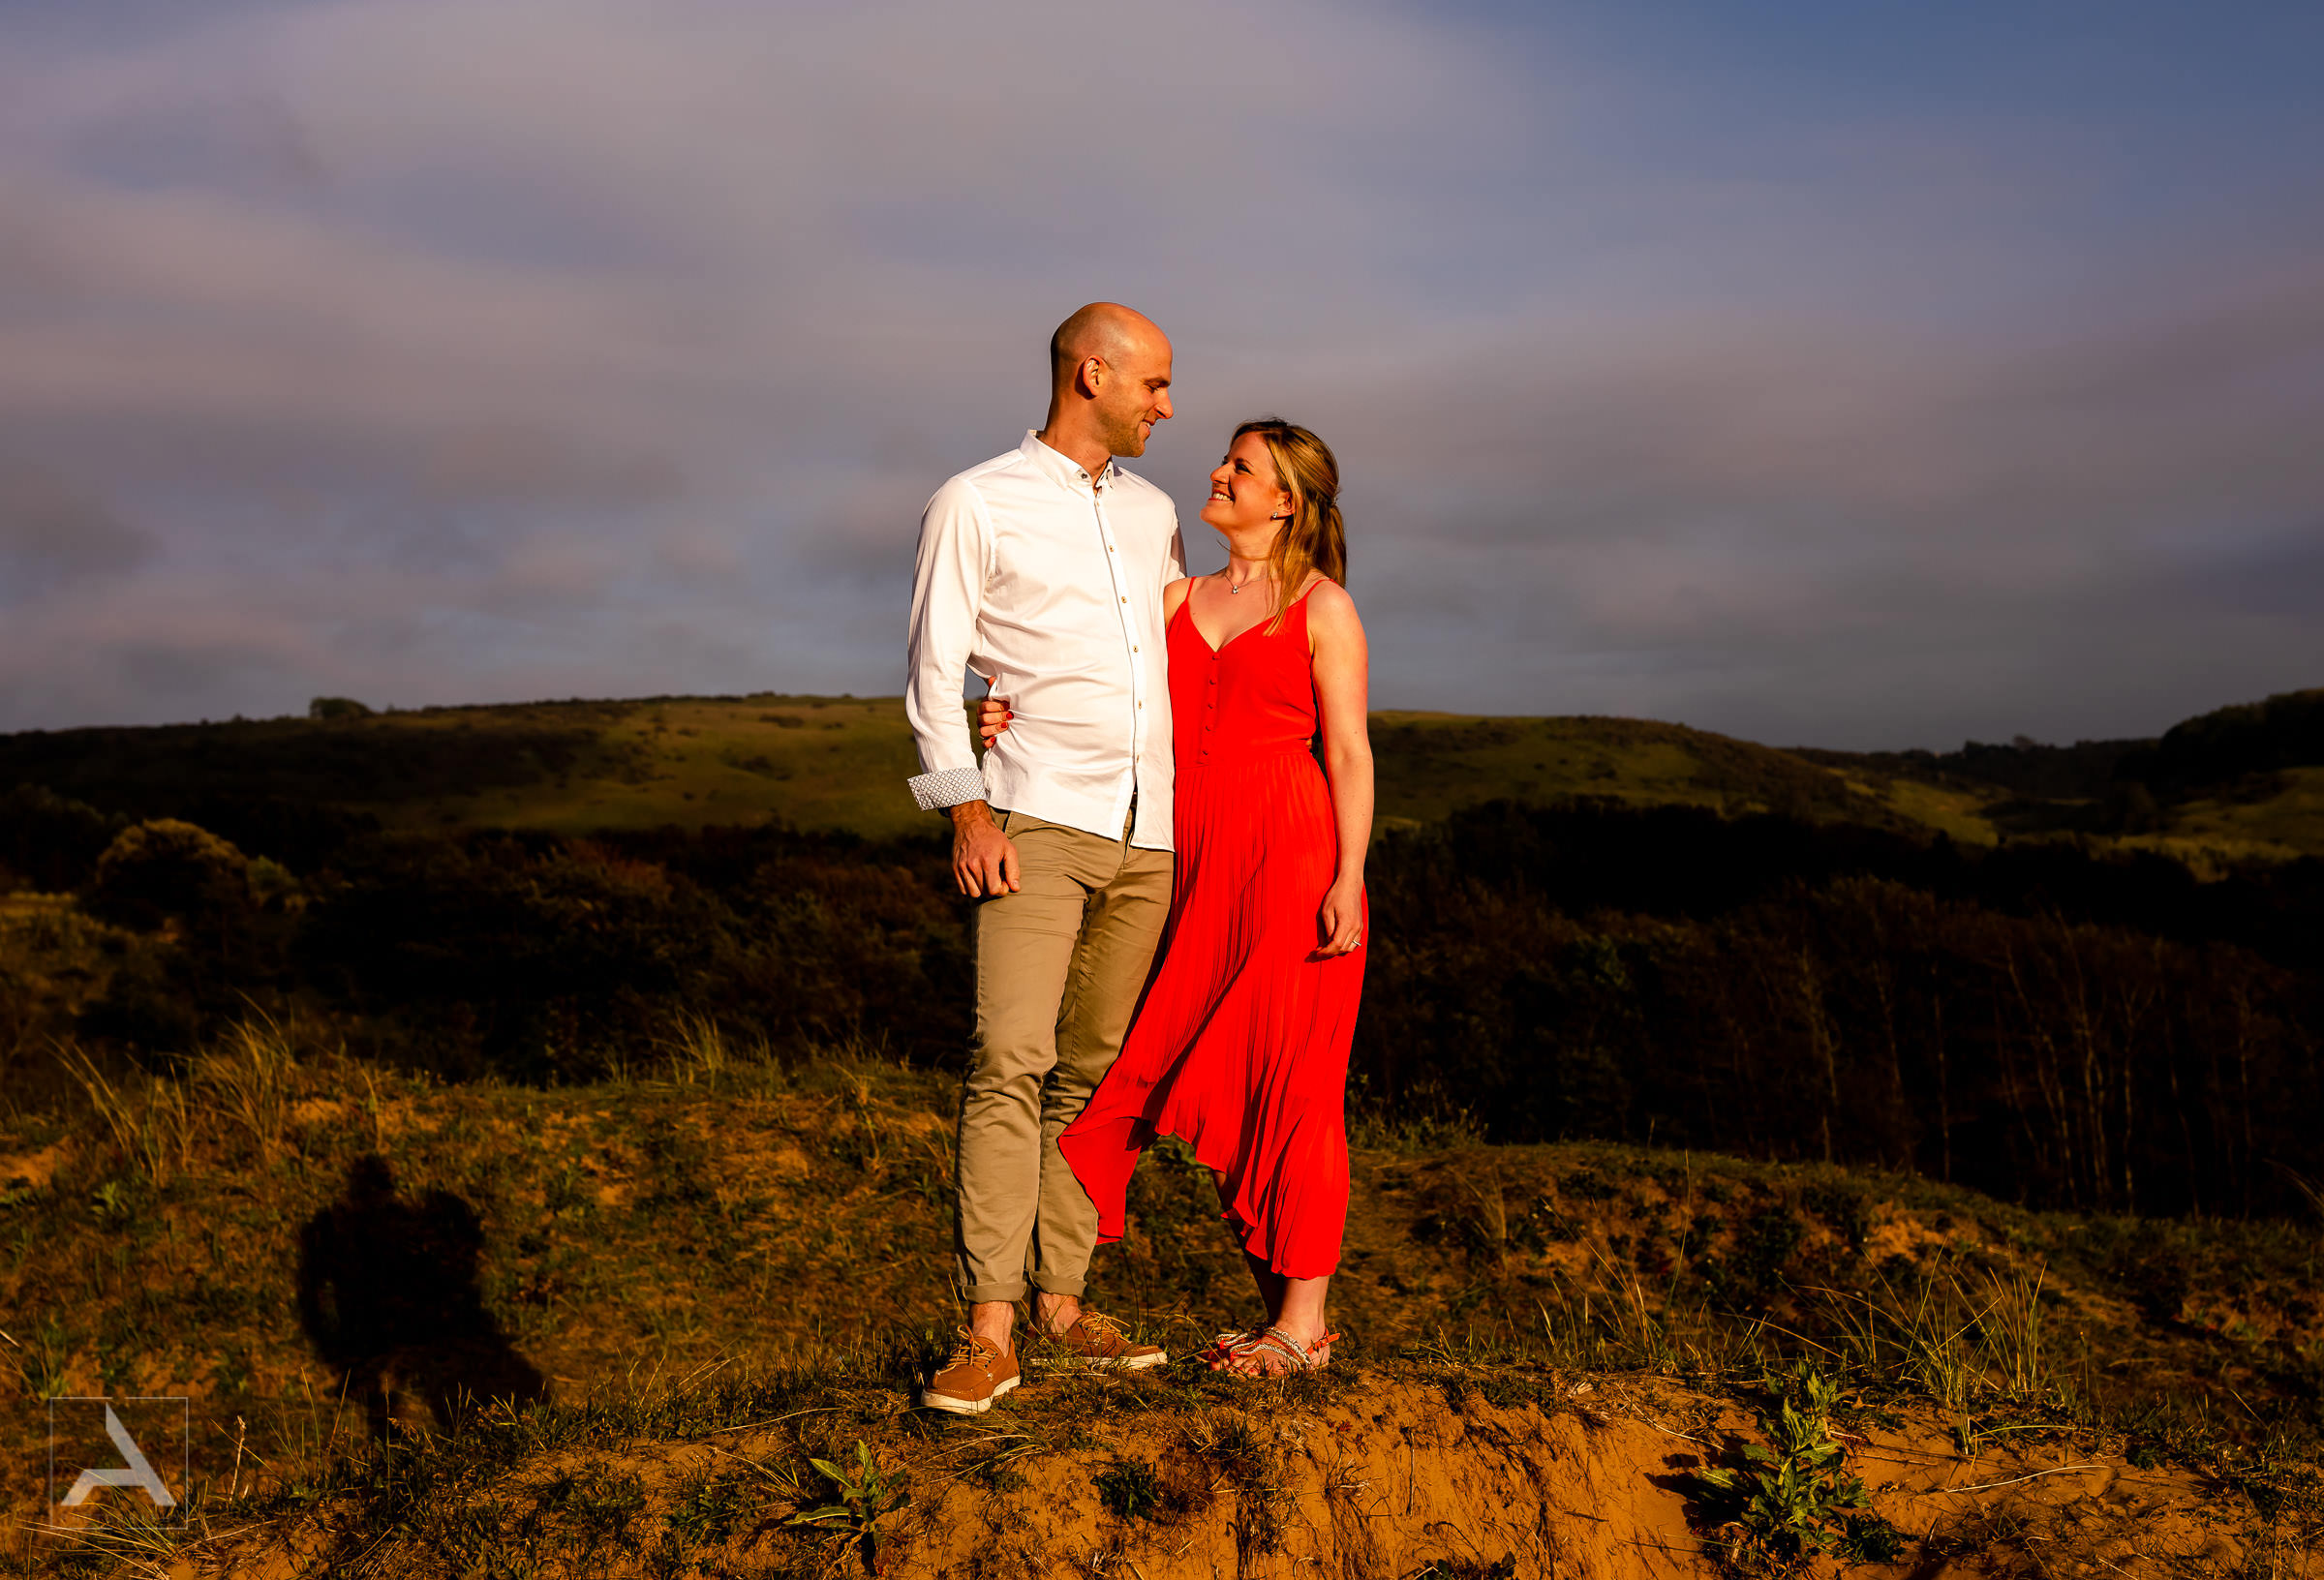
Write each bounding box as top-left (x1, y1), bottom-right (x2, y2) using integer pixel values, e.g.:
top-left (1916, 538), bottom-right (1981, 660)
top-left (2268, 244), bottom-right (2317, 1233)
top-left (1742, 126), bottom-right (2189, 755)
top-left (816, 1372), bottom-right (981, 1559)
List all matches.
top-left (0, 0), bottom-right (2317, 746)
top-left (0, 458), bottom-right (152, 601)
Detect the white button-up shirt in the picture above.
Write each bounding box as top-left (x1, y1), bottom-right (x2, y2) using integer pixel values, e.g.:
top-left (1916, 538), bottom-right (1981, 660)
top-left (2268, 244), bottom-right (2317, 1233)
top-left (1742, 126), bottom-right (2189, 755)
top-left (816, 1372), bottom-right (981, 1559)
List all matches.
top-left (904, 431), bottom-right (1185, 851)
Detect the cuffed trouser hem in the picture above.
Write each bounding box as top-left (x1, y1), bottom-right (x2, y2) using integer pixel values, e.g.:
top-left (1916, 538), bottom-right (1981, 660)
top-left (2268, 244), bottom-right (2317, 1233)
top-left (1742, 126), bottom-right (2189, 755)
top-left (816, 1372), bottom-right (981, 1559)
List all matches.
top-left (952, 1271), bottom-right (1091, 1307)
top-left (958, 1280), bottom-right (1032, 1305)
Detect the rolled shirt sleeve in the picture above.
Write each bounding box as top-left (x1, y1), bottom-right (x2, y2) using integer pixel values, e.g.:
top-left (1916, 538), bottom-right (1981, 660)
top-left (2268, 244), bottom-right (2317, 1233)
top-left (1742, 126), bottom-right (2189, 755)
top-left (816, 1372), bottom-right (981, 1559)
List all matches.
top-left (903, 478), bottom-right (992, 811)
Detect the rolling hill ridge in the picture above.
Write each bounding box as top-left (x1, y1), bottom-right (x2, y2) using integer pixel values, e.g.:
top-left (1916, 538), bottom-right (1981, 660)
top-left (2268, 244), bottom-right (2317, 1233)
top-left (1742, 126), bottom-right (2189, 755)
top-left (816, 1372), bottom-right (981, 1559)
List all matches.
top-left (1, 685), bottom-right (2318, 861)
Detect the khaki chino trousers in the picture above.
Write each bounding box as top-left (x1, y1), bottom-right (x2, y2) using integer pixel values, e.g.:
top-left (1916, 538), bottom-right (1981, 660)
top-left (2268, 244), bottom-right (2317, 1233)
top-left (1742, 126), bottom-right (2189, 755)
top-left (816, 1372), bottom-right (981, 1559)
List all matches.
top-left (954, 808), bottom-right (1173, 1304)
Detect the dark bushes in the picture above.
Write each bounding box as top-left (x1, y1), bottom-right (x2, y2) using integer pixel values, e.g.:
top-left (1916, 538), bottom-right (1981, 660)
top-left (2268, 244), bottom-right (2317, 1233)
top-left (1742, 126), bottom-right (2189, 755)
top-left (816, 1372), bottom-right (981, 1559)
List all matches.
top-left (32, 789), bottom-right (2323, 1219)
top-left (293, 824), bottom-right (969, 1079)
top-left (1360, 802), bottom-right (2322, 1218)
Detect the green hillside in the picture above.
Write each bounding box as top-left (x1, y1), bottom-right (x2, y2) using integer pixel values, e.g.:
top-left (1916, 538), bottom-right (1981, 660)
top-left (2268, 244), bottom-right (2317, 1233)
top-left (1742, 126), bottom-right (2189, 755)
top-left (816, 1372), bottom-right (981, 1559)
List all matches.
top-left (1806, 685), bottom-right (2324, 866)
top-left (7, 686), bottom-right (2323, 861)
top-left (0, 695), bottom-right (1960, 845)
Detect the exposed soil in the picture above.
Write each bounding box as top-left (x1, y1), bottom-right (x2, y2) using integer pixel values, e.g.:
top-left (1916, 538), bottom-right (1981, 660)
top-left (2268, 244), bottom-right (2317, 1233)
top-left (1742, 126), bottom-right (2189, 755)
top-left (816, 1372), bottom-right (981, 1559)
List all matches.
top-left (137, 1369), bottom-right (2290, 1579)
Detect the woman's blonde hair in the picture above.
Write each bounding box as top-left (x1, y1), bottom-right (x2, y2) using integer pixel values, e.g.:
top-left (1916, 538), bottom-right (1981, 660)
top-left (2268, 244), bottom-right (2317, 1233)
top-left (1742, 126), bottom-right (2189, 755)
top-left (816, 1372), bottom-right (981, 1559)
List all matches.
top-left (1233, 417), bottom-right (1346, 633)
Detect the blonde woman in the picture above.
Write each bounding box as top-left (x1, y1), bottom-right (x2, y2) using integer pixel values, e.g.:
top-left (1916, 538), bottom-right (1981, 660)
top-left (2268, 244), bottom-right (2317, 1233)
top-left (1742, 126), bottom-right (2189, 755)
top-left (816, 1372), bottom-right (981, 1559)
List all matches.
top-left (993, 418), bottom-right (1372, 1376)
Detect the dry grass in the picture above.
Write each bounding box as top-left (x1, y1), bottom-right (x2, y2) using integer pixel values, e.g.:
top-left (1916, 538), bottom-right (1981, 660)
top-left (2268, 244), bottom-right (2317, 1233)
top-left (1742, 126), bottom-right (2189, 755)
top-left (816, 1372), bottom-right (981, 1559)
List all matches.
top-left (5, 1028), bottom-right (2323, 1575)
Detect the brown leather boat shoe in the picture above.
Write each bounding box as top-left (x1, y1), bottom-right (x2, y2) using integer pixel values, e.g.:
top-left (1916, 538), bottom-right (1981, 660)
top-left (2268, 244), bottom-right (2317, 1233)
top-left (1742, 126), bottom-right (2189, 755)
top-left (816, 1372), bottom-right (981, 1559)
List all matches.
top-left (918, 1327), bottom-right (1020, 1414)
top-left (1036, 1307), bottom-right (1167, 1370)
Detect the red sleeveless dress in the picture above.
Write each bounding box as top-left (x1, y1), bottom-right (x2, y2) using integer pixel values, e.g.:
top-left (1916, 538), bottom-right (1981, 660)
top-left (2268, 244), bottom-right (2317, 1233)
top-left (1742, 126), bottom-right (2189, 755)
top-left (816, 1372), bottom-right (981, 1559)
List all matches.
top-left (1058, 584), bottom-right (1367, 1279)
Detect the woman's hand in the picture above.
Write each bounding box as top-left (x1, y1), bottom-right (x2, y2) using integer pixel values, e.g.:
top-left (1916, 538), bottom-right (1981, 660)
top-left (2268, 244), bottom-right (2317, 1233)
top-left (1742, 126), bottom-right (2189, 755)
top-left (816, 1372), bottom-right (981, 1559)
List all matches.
top-left (974, 695), bottom-right (1012, 745)
top-left (1314, 875), bottom-right (1365, 958)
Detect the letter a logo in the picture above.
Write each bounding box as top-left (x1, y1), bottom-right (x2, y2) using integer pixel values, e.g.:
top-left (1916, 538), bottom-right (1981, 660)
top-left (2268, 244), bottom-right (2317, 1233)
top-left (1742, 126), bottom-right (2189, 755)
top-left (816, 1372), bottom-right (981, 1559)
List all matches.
top-left (62, 1405), bottom-right (176, 1508)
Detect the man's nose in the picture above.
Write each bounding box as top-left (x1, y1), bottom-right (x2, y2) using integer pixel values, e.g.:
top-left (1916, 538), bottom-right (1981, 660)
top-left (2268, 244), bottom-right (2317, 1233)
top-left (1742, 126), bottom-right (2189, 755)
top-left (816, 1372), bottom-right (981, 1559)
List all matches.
top-left (1155, 392), bottom-right (1174, 420)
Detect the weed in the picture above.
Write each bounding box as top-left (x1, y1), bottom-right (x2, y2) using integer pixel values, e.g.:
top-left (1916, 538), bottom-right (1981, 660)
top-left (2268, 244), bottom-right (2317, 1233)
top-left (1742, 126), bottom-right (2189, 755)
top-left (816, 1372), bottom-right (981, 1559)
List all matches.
top-left (58, 1040), bottom-right (192, 1187)
top-left (1692, 1359), bottom-right (1900, 1570)
top-left (541, 1461), bottom-right (648, 1548)
top-left (662, 1009), bottom-right (770, 1089)
top-left (665, 1466), bottom-right (756, 1545)
top-left (89, 1177), bottom-right (136, 1229)
top-left (1188, 1413), bottom-right (1287, 1562)
top-left (788, 1439), bottom-right (910, 1570)
top-left (15, 1317), bottom-right (71, 1399)
top-left (1094, 1457), bottom-right (1165, 1522)
top-left (196, 1012), bottom-right (300, 1161)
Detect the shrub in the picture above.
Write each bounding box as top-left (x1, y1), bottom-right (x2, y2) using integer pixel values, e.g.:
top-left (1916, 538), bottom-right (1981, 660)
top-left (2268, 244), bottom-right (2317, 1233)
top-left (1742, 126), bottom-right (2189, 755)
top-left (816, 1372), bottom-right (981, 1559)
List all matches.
top-left (0, 783), bottom-right (124, 893)
top-left (84, 819), bottom-right (253, 931)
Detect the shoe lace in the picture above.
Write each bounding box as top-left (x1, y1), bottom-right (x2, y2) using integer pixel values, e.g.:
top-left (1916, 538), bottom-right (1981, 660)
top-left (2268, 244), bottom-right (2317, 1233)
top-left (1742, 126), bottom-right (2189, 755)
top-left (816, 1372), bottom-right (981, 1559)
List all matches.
top-left (1073, 1308), bottom-right (1129, 1341)
top-left (943, 1326), bottom-right (994, 1373)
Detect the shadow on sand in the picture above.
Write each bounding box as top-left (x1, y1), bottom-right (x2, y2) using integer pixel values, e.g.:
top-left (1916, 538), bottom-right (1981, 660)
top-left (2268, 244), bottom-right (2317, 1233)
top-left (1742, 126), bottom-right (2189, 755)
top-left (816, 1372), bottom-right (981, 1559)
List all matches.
top-left (296, 1153), bottom-right (547, 1436)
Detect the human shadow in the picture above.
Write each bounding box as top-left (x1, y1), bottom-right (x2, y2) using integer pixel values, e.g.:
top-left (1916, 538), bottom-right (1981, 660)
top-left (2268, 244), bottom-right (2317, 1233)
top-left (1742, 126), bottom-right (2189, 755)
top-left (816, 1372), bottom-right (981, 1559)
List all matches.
top-left (296, 1153), bottom-right (547, 1437)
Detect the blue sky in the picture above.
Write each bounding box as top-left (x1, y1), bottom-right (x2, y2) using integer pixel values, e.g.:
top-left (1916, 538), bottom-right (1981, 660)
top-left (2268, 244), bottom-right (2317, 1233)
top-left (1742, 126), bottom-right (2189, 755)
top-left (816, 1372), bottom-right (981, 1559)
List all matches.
top-left (0, 0), bottom-right (2317, 747)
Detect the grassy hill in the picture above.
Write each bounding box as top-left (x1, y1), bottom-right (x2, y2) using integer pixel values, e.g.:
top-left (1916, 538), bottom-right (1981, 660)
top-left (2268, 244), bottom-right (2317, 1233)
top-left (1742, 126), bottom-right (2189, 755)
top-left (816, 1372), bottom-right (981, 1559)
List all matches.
top-left (5, 689), bottom-right (2322, 1571)
top-left (7, 686), bottom-right (2320, 862)
top-left (0, 695), bottom-right (934, 842)
top-left (6, 1028), bottom-right (2319, 1575)
top-left (1804, 685), bottom-right (2324, 865)
top-left (0, 694), bottom-right (1970, 849)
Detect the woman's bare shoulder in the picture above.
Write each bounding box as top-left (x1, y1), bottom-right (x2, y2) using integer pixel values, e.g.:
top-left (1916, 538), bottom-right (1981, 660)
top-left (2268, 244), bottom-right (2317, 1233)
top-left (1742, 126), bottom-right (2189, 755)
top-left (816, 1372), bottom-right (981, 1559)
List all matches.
top-left (1301, 578), bottom-right (1361, 624)
top-left (1164, 575), bottom-right (1196, 618)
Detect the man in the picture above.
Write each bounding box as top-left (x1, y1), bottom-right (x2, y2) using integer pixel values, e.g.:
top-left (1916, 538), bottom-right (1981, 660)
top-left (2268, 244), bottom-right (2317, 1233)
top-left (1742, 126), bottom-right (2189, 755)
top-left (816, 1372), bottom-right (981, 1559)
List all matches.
top-left (903, 303), bottom-right (1183, 1414)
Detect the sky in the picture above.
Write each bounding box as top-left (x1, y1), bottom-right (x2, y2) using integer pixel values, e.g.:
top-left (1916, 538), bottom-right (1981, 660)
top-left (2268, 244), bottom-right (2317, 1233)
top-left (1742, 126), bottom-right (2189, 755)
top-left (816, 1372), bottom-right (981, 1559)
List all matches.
top-left (0, 0), bottom-right (2318, 750)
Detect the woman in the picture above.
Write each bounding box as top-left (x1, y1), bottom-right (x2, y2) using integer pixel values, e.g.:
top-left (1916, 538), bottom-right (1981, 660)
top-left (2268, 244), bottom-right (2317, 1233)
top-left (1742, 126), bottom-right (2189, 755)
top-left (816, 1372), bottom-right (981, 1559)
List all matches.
top-left (986, 417), bottom-right (1371, 1377)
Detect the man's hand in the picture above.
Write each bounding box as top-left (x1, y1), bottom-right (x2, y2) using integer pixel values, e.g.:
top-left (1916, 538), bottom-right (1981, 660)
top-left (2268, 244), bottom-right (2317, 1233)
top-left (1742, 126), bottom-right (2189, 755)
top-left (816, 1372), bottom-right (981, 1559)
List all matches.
top-left (950, 801), bottom-right (1020, 896)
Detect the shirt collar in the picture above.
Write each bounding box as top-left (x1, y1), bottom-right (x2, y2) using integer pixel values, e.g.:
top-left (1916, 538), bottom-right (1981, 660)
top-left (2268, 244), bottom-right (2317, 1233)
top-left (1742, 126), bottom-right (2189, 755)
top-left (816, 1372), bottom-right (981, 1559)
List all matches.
top-left (1021, 429), bottom-right (1116, 494)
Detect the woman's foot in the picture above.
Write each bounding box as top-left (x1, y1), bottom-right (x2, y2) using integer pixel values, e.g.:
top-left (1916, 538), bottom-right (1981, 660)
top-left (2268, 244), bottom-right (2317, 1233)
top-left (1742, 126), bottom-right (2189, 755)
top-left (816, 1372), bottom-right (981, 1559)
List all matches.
top-left (1219, 1324), bottom-right (1334, 1377)
top-left (1199, 1324), bottom-right (1269, 1371)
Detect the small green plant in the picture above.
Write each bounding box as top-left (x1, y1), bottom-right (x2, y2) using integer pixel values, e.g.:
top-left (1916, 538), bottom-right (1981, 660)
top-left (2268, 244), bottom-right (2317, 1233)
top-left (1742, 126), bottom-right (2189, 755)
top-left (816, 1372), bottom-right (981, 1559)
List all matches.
top-left (90, 1178), bottom-right (136, 1228)
top-left (665, 1467), bottom-right (752, 1544)
top-left (1692, 1360), bottom-right (1901, 1569)
top-left (14, 1317), bottom-right (71, 1400)
top-left (1095, 1457), bottom-right (1164, 1521)
top-left (788, 1440), bottom-right (910, 1570)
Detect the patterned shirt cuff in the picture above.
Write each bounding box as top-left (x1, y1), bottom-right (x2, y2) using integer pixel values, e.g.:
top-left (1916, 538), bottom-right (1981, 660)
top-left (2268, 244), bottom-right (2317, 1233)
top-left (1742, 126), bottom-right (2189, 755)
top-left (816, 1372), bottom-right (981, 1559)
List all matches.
top-left (908, 766), bottom-right (989, 811)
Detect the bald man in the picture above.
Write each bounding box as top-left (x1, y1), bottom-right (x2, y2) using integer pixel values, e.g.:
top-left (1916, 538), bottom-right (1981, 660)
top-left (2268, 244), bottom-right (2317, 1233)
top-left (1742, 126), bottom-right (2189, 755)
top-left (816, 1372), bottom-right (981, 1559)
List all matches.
top-left (903, 304), bottom-right (1182, 1413)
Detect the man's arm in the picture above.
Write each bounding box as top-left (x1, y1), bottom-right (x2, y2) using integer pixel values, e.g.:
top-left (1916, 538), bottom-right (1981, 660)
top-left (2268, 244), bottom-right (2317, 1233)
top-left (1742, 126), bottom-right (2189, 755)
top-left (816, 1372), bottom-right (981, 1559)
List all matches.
top-left (902, 479), bottom-right (1019, 896)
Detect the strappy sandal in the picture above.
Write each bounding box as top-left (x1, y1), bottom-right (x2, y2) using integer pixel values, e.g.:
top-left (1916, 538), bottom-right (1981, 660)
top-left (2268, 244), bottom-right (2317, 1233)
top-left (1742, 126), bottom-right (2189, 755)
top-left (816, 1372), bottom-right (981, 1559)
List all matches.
top-left (1219, 1325), bottom-right (1337, 1378)
top-left (1196, 1325), bottom-right (1268, 1371)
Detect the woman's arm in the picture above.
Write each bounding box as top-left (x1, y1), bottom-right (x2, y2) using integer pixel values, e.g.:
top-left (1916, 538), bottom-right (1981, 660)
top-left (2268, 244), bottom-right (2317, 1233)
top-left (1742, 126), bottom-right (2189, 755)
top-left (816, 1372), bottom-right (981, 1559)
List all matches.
top-left (1306, 580), bottom-right (1372, 957)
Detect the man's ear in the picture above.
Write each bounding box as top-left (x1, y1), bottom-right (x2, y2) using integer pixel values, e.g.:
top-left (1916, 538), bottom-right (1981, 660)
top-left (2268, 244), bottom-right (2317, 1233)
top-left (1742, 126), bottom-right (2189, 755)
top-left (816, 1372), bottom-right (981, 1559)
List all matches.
top-left (1077, 355), bottom-right (1107, 398)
